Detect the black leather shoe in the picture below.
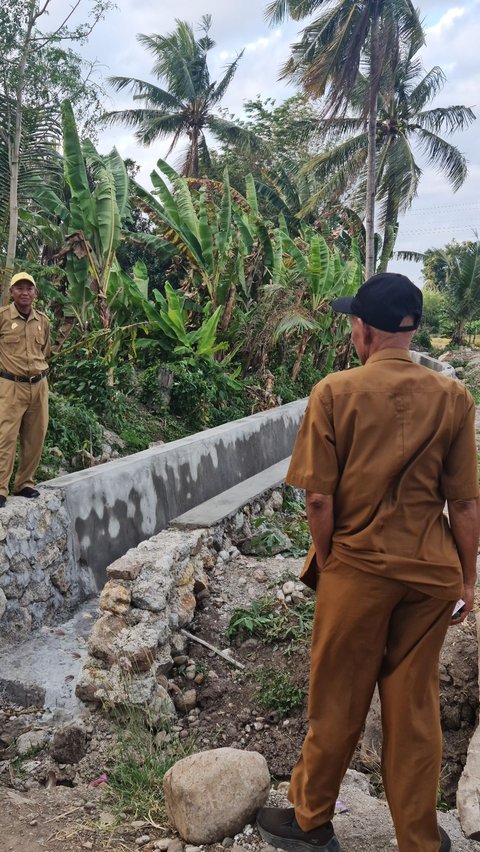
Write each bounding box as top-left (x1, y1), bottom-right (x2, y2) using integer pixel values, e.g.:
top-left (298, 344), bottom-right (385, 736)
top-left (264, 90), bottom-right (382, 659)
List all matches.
top-left (14, 487), bottom-right (40, 498)
top-left (257, 807), bottom-right (341, 852)
top-left (0, 496), bottom-right (6, 508)
top-left (440, 826), bottom-right (452, 852)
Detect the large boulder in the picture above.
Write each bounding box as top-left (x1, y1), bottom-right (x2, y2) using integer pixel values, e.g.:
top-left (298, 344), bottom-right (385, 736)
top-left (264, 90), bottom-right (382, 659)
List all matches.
top-left (163, 747), bottom-right (270, 843)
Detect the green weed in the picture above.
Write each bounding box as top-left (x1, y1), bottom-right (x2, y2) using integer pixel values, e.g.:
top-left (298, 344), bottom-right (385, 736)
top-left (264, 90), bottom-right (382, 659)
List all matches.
top-left (105, 707), bottom-right (192, 821)
top-left (253, 666), bottom-right (304, 717)
top-left (226, 596), bottom-right (315, 650)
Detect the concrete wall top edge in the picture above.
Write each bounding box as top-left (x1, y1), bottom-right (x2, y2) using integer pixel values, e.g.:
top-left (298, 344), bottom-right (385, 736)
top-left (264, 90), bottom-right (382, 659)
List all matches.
top-left (43, 398), bottom-right (308, 489)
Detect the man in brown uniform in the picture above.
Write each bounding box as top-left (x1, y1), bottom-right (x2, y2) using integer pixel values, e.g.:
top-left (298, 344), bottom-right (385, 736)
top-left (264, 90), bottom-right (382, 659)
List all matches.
top-left (257, 274), bottom-right (479, 852)
top-left (0, 272), bottom-right (50, 508)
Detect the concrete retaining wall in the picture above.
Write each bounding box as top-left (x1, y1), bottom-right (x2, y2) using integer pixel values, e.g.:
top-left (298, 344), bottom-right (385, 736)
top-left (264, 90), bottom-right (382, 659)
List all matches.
top-left (411, 350), bottom-right (456, 377)
top-left (43, 400), bottom-right (307, 588)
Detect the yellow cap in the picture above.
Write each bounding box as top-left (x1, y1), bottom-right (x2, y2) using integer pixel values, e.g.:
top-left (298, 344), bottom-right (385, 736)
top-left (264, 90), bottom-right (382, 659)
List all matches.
top-left (10, 272), bottom-right (36, 288)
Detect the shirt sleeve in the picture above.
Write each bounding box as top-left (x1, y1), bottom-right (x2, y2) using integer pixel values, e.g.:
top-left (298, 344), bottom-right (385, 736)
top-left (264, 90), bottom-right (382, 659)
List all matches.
top-left (43, 318), bottom-right (51, 360)
top-left (441, 389), bottom-right (479, 500)
top-left (286, 381), bottom-right (339, 495)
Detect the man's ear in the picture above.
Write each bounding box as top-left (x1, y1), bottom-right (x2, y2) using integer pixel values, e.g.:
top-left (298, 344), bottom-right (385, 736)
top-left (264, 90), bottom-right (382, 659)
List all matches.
top-left (362, 321), bottom-right (373, 345)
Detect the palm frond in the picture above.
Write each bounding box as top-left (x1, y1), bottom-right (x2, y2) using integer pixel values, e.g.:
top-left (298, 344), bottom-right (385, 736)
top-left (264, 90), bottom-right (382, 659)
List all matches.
top-left (415, 128), bottom-right (468, 192)
top-left (414, 105), bottom-right (475, 135)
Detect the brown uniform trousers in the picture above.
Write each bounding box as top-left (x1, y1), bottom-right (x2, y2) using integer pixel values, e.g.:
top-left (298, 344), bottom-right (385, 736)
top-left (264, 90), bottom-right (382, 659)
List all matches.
top-left (288, 559), bottom-right (454, 852)
top-left (0, 376), bottom-right (49, 496)
top-left (0, 303), bottom-right (50, 497)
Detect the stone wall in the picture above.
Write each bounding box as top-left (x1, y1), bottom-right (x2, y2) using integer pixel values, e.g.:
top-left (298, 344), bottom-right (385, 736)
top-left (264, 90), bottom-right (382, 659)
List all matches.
top-left (76, 487), bottom-right (284, 721)
top-left (0, 490), bottom-right (96, 641)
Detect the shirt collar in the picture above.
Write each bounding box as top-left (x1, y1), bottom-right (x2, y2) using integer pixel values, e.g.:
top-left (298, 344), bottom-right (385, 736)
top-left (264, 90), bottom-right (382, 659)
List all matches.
top-left (366, 348), bottom-right (413, 365)
top-left (9, 303), bottom-right (38, 322)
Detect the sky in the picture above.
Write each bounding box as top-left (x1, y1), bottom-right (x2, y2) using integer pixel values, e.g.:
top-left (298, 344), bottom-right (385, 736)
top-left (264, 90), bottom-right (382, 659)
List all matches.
top-left (63, 0), bottom-right (480, 286)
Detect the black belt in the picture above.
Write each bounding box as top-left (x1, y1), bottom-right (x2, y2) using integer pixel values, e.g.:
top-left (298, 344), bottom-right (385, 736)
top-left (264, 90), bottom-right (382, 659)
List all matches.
top-left (0, 369), bottom-right (48, 384)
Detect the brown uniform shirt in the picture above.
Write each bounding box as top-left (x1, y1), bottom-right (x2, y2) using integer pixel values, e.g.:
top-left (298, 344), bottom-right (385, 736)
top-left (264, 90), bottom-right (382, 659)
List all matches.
top-left (286, 349), bottom-right (479, 600)
top-left (0, 303), bottom-right (50, 377)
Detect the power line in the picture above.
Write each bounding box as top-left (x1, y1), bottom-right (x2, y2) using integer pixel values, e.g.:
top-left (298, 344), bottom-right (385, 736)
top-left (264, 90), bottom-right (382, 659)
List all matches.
top-left (400, 224), bottom-right (480, 236)
top-left (404, 202), bottom-right (480, 216)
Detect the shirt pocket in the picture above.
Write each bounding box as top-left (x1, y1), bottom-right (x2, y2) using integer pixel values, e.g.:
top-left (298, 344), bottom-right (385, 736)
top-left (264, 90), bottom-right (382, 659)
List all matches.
top-left (35, 334), bottom-right (44, 346)
top-left (2, 334), bottom-right (20, 345)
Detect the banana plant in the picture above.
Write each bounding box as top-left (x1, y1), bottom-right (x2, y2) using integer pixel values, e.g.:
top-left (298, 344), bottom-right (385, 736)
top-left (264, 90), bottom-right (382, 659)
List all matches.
top-left (136, 282), bottom-right (227, 360)
top-left (271, 231), bottom-right (361, 380)
top-left (131, 160), bottom-right (277, 331)
top-left (35, 100), bottom-right (131, 331)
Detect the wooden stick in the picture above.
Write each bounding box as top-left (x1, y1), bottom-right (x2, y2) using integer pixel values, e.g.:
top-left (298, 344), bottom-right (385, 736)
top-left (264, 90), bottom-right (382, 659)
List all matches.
top-left (181, 629), bottom-right (245, 670)
top-left (45, 805), bottom-right (84, 823)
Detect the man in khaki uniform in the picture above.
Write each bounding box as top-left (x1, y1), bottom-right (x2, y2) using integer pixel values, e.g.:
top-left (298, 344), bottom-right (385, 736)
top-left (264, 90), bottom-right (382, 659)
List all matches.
top-left (0, 272), bottom-right (50, 508)
top-left (257, 274), bottom-right (479, 852)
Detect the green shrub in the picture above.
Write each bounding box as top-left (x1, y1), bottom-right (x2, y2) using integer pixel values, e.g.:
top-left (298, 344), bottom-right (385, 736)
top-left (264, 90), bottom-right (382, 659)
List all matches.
top-left (50, 348), bottom-right (115, 417)
top-left (411, 327), bottom-right (433, 352)
top-left (42, 393), bottom-right (103, 471)
top-left (253, 666), bottom-right (304, 717)
top-left (139, 360), bottom-right (250, 432)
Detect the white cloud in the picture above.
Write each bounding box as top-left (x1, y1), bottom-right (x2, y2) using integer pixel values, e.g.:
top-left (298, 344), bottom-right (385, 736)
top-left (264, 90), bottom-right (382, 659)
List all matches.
top-left (426, 6), bottom-right (465, 36)
top-left (245, 30), bottom-right (282, 53)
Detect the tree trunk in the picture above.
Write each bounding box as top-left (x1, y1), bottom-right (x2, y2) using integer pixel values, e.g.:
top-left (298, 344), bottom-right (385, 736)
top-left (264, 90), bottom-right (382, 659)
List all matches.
top-left (221, 282), bottom-right (236, 333)
top-left (451, 319), bottom-right (466, 346)
top-left (365, 6), bottom-right (380, 280)
top-left (291, 333), bottom-right (310, 382)
top-left (378, 217), bottom-right (398, 273)
top-left (2, 1), bottom-right (37, 303)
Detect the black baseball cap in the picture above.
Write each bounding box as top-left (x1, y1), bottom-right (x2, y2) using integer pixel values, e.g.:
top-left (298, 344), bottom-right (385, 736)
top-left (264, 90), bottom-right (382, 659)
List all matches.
top-left (331, 273), bottom-right (423, 333)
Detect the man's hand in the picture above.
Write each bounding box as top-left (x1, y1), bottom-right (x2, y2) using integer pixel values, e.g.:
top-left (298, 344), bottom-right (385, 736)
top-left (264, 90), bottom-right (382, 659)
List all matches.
top-left (450, 584), bottom-right (475, 626)
top-left (447, 496), bottom-right (479, 627)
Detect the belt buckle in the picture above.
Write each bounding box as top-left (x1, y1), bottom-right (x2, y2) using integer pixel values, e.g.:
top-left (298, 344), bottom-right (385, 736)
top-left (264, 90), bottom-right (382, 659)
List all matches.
top-left (29, 375), bottom-right (34, 383)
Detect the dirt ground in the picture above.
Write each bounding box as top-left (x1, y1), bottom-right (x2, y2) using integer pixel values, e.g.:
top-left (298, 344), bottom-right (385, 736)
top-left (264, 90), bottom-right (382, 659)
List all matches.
top-left (0, 551), bottom-right (478, 851)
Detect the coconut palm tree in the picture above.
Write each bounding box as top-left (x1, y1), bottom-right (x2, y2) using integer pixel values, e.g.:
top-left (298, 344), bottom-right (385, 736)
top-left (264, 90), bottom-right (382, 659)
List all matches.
top-left (103, 15), bottom-right (255, 177)
top-left (443, 240), bottom-right (480, 344)
top-left (266, 0), bottom-right (424, 276)
top-left (297, 43), bottom-right (475, 271)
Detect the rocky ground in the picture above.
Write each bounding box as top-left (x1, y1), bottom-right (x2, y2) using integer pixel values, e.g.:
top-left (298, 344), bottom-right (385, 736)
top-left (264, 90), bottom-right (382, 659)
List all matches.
top-left (0, 550), bottom-right (479, 851)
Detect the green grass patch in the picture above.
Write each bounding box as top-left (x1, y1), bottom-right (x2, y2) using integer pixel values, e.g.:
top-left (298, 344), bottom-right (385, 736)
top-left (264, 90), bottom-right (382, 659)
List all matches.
top-left (253, 666), bottom-right (304, 717)
top-left (105, 708), bottom-right (192, 821)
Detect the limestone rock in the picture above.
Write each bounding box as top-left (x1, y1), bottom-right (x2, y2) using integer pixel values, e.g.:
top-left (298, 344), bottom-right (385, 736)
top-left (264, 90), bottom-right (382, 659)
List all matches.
top-left (16, 729), bottom-right (49, 756)
top-left (51, 721), bottom-right (87, 764)
top-left (163, 747), bottom-right (270, 843)
top-left (100, 580), bottom-right (131, 616)
top-left (76, 662), bottom-right (176, 727)
top-left (117, 616), bottom-right (169, 673)
top-left (107, 552), bottom-right (144, 582)
top-left (457, 729), bottom-right (480, 840)
top-left (0, 587), bottom-right (6, 619)
top-left (131, 570), bottom-right (170, 612)
top-left (457, 613), bottom-right (480, 840)
top-left (87, 613), bottom-right (127, 665)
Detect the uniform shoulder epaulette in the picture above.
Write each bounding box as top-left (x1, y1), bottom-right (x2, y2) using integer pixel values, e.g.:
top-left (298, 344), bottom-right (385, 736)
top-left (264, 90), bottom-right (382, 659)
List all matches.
top-left (0, 305), bottom-right (11, 316)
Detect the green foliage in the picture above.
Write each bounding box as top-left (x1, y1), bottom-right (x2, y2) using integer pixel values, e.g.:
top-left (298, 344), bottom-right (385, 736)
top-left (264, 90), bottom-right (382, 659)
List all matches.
top-left (253, 666), bottom-right (304, 717)
top-left (422, 288), bottom-right (447, 334)
top-left (41, 393), bottom-right (103, 472)
top-left (226, 597), bottom-right (315, 648)
top-left (248, 488), bottom-right (310, 558)
top-left (51, 348), bottom-right (115, 416)
top-left (139, 360), bottom-right (250, 432)
top-left (411, 327), bottom-right (433, 352)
